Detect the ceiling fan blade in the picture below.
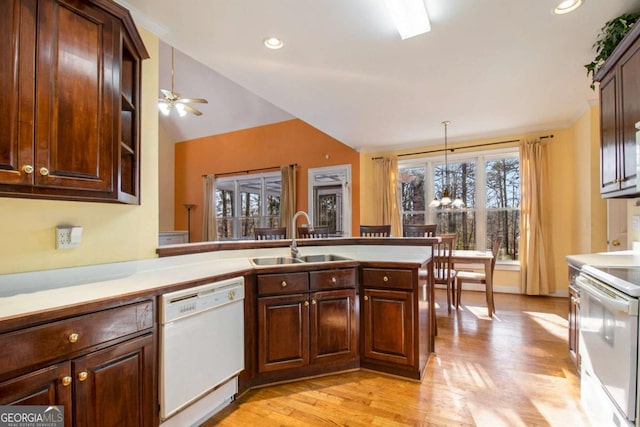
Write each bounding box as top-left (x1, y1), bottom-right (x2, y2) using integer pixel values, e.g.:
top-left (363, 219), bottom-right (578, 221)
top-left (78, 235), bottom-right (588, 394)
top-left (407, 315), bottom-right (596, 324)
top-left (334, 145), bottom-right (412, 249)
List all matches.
top-left (182, 104), bottom-right (203, 116)
top-left (160, 89), bottom-right (174, 99)
top-left (177, 98), bottom-right (208, 104)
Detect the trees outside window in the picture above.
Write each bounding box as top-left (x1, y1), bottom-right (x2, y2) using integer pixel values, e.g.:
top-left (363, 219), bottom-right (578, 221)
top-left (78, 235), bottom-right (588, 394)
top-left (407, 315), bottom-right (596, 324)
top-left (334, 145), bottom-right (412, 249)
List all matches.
top-left (215, 172), bottom-right (281, 240)
top-left (399, 149), bottom-right (519, 260)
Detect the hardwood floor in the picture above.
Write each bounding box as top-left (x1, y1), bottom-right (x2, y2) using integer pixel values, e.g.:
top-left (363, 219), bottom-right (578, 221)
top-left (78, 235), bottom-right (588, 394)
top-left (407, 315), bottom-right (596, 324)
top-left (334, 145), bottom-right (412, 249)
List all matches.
top-left (203, 290), bottom-right (589, 426)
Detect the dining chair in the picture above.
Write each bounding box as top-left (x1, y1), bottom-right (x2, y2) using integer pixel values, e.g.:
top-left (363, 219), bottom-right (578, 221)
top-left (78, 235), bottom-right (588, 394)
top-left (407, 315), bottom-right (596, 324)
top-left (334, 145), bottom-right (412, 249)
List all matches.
top-left (360, 225), bottom-right (391, 237)
top-left (433, 235), bottom-right (456, 314)
top-left (254, 227), bottom-right (287, 240)
top-left (403, 224), bottom-right (437, 237)
top-left (455, 236), bottom-right (503, 317)
top-left (297, 226), bottom-right (329, 238)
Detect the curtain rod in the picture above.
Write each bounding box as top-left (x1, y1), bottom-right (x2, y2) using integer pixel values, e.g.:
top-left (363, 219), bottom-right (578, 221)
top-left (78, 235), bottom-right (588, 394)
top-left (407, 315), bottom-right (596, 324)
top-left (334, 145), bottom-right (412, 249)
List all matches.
top-left (371, 134), bottom-right (554, 160)
top-left (202, 163), bottom-right (297, 178)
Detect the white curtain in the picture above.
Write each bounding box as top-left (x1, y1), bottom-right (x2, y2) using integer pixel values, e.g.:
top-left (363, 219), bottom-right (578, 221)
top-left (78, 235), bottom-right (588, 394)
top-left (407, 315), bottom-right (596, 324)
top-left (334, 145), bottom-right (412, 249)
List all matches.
top-left (519, 139), bottom-right (555, 295)
top-left (202, 175), bottom-right (217, 241)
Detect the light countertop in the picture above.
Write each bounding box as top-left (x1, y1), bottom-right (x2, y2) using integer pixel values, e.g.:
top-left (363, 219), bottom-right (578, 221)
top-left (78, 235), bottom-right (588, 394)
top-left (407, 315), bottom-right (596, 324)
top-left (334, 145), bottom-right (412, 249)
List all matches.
top-left (0, 245), bottom-right (432, 321)
top-left (566, 250), bottom-right (640, 269)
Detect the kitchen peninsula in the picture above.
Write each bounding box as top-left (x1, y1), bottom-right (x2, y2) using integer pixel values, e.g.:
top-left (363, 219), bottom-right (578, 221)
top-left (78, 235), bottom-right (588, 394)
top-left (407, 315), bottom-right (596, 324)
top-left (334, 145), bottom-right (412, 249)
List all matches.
top-left (0, 238), bottom-right (435, 426)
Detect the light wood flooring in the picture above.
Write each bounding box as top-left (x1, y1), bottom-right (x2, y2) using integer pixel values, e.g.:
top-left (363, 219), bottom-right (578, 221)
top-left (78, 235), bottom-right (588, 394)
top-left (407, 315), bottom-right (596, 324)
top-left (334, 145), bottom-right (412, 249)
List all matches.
top-left (203, 290), bottom-right (590, 426)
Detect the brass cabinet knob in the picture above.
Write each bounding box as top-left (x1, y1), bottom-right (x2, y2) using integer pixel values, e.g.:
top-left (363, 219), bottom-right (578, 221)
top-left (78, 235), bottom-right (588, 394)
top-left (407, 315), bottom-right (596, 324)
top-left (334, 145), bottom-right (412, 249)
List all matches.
top-left (364, 295), bottom-right (369, 301)
top-left (383, 276), bottom-right (389, 282)
top-left (78, 371), bottom-right (88, 382)
top-left (331, 277), bottom-right (337, 283)
top-left (62, 376), bottom-right (72, 387)
top-left (22, 165), bottom-right (34, 174)
top-left (68, 333), bottom-right (79, 343)
top-left (303, 300), bottom-right (309, 306)
top-left (281, 281), bottom-right (287, 288)
top-left (612, 240), bottom-right (621, 247)
top-left (39, 167), bottom-right (49, 176)
top-left (311, 299), bottom-right (317, 305)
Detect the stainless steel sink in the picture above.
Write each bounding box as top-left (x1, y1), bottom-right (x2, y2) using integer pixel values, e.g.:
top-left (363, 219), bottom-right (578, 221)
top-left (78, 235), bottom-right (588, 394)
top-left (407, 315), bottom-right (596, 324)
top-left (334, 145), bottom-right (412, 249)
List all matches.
top-left (299, 254), bottom-right (352, 263)
top-left (251, 254), bottom-right (352, 265)
top-left (251, 257), bottom-right (305, 266)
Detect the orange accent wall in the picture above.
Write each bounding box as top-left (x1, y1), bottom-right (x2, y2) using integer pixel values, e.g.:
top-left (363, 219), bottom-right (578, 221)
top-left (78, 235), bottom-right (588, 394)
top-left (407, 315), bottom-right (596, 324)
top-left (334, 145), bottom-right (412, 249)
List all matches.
top-left (174, 119), bottom-right (360, 241)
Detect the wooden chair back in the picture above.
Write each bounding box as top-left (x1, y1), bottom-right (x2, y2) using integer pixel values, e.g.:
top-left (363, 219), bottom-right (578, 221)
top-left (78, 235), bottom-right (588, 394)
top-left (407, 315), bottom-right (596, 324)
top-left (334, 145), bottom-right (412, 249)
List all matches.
top-left (489, 236), bottom-right (503, 273)
top-left (254, 227), bottom-right (287, 240)
top-left (403, 224), bottom-right (437, 237)
top-left (360, 225), bottom-right (391, 237)
top-left (433, 235), bottom-right (456, 313)
top-left (297, 226), bottom-right (329, 238)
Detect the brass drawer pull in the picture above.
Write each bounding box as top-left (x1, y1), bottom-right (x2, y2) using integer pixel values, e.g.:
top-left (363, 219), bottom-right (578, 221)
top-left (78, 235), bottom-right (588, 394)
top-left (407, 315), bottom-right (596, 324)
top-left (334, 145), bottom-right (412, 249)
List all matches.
top-left (78, 371), bottom-right (88, 382)
top-left (311, 299), bottom-right (317, 305)
top-left (304, 300), bottom-right (309, 306)
top-left (22, 165), bottom-right (34, 174)
top-left (383, 276), bottom-right (389, 282)
top-left (281, 281), bottom-right (287, 288)
top-left (68, 333), bottom-right (79, 343)
top-left (62, 376), bottom-right (72, 387)
top-left (364, 295), bottom-right (369, 301)
top-left (331, 277), bottom-right (337, 283)
top-left (39, 167), bottom-right (49, 176)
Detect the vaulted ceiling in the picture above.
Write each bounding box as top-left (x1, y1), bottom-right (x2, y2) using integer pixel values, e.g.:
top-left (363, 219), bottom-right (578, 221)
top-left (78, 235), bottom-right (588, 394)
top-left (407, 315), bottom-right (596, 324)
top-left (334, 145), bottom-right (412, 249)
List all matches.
top-left (119, 0), bottom-right (640, 151)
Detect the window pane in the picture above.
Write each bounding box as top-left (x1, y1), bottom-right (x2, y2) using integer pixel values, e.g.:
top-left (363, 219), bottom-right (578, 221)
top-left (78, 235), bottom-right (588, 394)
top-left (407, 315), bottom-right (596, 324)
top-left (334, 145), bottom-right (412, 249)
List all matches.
top-left (400, 167), bottom-right (426, 212)
top-left (402, 213), bottom-right (425, 225)
top-left (486, 158), bottom-right (520, 208)
top-left (435, 210), bottom-right (476, 250)
top-left (435, 161), bottom-right (476, 208)
top-left (487, 209), bottom-right (520, 259)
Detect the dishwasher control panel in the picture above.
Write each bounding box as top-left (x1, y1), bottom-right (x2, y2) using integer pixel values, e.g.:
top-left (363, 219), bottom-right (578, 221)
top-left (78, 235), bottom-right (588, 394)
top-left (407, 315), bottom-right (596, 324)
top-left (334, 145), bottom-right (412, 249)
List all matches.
top-left (161, 276), bottom-right (245, 323)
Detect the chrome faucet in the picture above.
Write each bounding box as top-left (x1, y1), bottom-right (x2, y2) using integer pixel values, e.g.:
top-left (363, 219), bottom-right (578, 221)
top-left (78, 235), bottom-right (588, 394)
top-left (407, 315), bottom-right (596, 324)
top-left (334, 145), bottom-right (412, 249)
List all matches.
top-left (291, 210), bottom-right (312, 259)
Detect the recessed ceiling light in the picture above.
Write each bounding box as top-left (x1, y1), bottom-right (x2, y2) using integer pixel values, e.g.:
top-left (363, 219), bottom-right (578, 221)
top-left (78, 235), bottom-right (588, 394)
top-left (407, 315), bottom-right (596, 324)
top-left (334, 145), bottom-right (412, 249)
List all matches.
top-left (553, 0), bottom-right (583, 15)
top-left (263, 37), bottom-right (284, 49)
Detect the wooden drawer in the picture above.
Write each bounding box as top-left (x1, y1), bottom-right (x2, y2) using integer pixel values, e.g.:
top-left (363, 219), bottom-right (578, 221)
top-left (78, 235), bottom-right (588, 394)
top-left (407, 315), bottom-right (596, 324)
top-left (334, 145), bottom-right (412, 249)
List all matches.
top-left (362, 268), bottom-right (413, 290)
top-left (0, 301), bottom-right (153, 377)
top-left (258, 272), bottom-right (309, 296)
top-left (310, 268), bottom-right (356, 290)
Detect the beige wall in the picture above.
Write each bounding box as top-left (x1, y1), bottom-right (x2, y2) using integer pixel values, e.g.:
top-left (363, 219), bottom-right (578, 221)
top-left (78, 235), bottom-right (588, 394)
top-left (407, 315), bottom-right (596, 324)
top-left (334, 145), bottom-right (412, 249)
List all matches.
top-left (360, 119), bottom-right (608, 295)
top-left (158, 121), bottom-right (175, 231)
top-left (0, 29), bottom-right (160, 275)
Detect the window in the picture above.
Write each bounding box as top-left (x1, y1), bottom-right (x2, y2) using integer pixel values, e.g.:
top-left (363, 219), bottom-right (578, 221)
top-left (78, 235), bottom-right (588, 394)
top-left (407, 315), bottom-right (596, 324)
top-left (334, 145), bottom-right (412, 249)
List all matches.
top-left (308, 165), bottom-right (352, 237)
top-left (399, 149), bottom-right (519, 260)
top-left (215, 172), bottom-right (281, 240)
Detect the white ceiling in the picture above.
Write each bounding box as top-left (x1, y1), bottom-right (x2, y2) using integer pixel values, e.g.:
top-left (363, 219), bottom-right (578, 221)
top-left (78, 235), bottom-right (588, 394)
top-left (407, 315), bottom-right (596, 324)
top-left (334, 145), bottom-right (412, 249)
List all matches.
top-left (119, 0), bottom-right (640, 151)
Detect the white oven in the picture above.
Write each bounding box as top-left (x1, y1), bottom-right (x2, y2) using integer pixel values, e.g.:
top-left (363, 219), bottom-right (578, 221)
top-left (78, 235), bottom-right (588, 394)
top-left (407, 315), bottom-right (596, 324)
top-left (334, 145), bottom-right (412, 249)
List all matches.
top-left (576, 267), bottom-right (639, 427)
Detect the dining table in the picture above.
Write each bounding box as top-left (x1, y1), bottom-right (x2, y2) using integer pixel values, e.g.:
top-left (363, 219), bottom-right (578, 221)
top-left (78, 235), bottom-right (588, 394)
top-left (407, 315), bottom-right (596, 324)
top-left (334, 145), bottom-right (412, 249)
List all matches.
top-left (450, 249), bottom-right (495, 315)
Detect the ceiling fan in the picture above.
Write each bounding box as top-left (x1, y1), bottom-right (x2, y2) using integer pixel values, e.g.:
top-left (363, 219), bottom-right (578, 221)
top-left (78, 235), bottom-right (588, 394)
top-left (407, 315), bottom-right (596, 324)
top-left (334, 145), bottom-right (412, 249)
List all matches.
top-left (158, 46), bottom-right (208, 117)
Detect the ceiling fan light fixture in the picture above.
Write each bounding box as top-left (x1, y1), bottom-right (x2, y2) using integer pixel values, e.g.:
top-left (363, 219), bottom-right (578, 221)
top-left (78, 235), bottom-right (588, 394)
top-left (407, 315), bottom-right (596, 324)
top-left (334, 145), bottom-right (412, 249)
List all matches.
top-left (382, 0), bottom-right (431, 40)
top-left (553, 0), bottom-right (583, 15)
top-left (175, 103), bottom-right (187, 117)
top-left (158, 102), bottom-right (171, 116)
top-left (263, 37), bottom-right (284, 49)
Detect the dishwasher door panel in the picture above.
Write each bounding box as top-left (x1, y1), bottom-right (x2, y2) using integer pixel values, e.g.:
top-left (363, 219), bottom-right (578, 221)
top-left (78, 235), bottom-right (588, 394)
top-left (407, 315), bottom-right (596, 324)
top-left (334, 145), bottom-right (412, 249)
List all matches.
top-left (160, 285), bottom-right (244, 420)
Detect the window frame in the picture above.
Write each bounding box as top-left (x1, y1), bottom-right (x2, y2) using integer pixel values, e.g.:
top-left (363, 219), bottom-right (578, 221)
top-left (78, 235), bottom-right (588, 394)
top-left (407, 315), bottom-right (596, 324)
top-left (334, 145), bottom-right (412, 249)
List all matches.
top-left (399, 147), bottom-right (520, 265)
top-left (215, 171), bottom-right (281, 240)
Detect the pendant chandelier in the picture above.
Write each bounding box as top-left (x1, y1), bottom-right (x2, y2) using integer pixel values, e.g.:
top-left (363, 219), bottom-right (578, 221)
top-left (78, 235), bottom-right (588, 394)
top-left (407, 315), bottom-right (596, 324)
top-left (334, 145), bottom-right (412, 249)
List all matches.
top-left (430, 120), bottom-right (464, 209)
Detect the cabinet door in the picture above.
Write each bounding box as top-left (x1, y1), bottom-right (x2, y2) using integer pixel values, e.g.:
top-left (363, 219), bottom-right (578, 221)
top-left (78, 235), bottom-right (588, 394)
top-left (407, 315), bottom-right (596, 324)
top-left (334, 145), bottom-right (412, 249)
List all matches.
top-left (34, 0), bottom-right (117, 194)
top-left (258, 294), bottom-right (309, 373)
top-left (569, 284), bottom-right (580, 369)
top-left (73, 334), bottom-right (155, 427)
top-left (600, 71), bottom-right (620, 195)
top-left (0, 0), bottom-right (36, 186)
top-left (619, 41), bottom-right (640, 190)
top-left (310, 288), bottom-right (357, 364)
top-left (362, 288), bottom-right (414, 366)
top-left (0, 363), bottom-right (72, 426)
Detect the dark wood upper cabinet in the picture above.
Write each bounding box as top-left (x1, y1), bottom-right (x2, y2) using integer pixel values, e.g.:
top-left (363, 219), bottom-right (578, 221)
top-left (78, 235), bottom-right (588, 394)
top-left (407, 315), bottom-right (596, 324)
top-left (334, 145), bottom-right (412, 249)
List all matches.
top-left (0, 0), bottom-right (148, 203)
top-left (595, 22), bottom-right (640, 198)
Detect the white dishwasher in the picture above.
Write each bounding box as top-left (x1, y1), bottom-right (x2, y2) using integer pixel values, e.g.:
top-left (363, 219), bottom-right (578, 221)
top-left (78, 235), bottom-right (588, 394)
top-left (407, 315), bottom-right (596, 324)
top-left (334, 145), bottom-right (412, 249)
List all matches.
top-left (160, 276), bottom-right (244, 426)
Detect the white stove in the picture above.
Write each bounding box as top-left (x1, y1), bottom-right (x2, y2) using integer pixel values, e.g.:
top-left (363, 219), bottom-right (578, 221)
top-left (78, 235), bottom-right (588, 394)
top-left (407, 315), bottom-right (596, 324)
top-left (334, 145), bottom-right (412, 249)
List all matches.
top-left (582, 265), bottom-right (640, 297)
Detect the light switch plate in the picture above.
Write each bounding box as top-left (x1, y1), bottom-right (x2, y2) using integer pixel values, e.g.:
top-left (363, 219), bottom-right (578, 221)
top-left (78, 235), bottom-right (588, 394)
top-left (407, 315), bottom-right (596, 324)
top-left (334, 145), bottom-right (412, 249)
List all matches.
top-left (633, 216), bottom-right (640, 231)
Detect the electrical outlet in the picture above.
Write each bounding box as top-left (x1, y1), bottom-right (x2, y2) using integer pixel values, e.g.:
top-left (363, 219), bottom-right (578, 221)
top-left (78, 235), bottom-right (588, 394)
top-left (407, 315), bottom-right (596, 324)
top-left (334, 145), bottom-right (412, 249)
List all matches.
top-left (56, 226), bottom-right (80, 249)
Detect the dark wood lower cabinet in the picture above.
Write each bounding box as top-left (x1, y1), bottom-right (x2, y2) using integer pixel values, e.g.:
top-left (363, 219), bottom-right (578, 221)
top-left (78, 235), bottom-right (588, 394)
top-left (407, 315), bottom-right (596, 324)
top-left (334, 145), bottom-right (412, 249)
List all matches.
top-left (258, 294), bottom-right (309, 373)
top-left (0, 363), bottom-right (73, 426)
top-left (310, 289), bottom-right (358, 364)
top-left (362, 288), bottom-right (413, 366)
top-left (74, 334), bottom-right (154, 427)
